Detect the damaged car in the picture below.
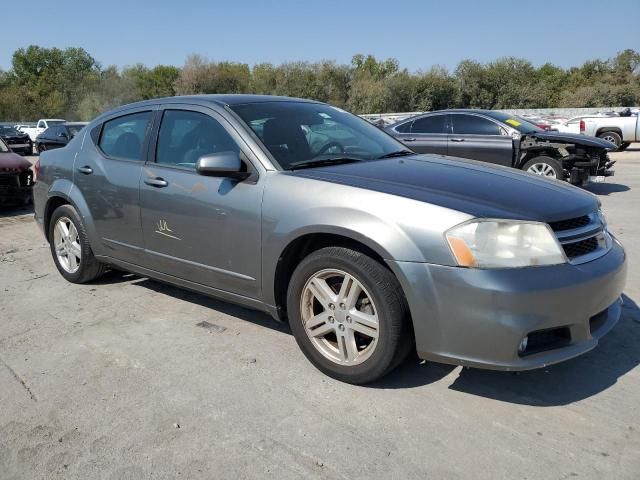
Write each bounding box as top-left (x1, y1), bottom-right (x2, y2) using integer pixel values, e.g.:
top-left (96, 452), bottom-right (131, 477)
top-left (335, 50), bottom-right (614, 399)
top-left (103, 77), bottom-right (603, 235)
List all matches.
top-left (386, 109), bottom-right (616, 185)
top-left (0, 137), bottom-right (34, 206)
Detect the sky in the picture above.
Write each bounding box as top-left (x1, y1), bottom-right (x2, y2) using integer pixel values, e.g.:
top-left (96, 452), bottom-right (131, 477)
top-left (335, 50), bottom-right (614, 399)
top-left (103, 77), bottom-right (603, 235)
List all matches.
top-left (1, 0), bottom-right (639, 72)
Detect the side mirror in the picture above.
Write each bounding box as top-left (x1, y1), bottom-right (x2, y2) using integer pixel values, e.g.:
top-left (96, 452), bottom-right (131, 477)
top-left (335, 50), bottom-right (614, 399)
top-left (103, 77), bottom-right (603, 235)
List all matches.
top-left (196, 151), bottom-right (249, 180)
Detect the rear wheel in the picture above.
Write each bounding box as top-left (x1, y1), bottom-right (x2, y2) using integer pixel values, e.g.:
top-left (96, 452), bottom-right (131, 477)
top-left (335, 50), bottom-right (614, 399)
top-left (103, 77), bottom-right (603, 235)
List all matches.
top-left (49, 204), bottom-right (106, 283)
top-left (522, 156), bottom-right (564, 180)
top-left (598, 131), bottom-right (622, 149)
top-left (287, 246), bottom-right (411, 384)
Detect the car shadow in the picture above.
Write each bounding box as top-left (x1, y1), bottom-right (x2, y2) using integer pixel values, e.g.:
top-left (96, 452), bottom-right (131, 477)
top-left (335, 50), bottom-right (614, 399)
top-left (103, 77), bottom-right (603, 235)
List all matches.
top-left (0, 205), bottom-right (34, 218)
top-left (584, 183), bottom-right (630, 195)
top-left (91, 271), bottom-right (640, 403)
top-left (98, 271), bottom-right (290, 333)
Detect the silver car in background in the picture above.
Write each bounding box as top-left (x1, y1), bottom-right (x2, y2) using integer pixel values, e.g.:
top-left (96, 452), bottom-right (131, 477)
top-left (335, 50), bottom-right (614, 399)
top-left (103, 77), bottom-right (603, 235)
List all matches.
top-left (33, 95), bottom-right (627, 384)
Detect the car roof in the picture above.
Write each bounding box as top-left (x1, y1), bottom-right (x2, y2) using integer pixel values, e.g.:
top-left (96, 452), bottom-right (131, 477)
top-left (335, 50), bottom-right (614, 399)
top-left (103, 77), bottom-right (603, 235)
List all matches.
top-left (107, 94), bottom-right (321, 115)
top-left (62, 122), bottom-right (88, 126)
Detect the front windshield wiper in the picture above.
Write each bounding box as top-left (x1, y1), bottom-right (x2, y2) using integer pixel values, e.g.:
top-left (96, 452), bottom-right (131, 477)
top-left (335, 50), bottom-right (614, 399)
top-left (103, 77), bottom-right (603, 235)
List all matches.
top-left (377, 150), bottom-right (415, 159)
top-left (288, 157), bottom-right (364, 170)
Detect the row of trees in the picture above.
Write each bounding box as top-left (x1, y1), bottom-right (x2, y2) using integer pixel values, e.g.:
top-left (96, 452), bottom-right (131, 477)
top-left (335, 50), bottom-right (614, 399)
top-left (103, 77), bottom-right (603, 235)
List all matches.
top-left (0, 45), bottom-right (639, 122)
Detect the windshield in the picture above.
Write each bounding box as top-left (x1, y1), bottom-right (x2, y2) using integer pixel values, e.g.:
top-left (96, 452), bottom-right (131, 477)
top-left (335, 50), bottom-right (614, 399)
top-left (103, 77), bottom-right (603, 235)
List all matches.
top-left (483, 111), bottom-right (543, 134)
top-left (230, 102), bottom-right (407, 170)
top-left (0, 126), bottom-right (20, 135)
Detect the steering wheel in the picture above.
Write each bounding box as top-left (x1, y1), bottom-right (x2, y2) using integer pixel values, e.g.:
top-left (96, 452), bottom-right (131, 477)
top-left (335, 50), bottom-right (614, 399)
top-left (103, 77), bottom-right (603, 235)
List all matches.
top-left (315, 141), bottom-right (345, 156)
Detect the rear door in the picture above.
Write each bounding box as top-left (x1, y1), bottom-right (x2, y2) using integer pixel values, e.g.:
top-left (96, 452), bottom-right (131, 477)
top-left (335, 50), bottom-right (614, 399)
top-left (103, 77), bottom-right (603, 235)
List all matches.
top-left (74, 108), bottom-right (155, 264)
top-left (391, 114), bottom-right (448, 155)
top-left (138, 105), bottom-right (263, 298)
top-left (448, 113), bottom-right (513, 166)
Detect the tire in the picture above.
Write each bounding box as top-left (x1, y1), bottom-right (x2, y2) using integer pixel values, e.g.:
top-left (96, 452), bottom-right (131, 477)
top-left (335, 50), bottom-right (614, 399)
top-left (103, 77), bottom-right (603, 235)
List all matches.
top-left (618, 142), bottom-right (630, 151)
top-left (522, 156), bottom-right (564, 181)
top-left (598, 131), bottom-right (622, 149)
top-left (48, 204), bottom-right (106, 283)
top-left (287, 246), bottom-right (411, 384)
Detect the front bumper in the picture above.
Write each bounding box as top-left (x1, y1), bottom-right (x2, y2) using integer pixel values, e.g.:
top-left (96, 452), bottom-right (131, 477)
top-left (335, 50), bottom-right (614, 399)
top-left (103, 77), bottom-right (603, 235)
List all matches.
top-left (391, 237), bottom-right (627, 371)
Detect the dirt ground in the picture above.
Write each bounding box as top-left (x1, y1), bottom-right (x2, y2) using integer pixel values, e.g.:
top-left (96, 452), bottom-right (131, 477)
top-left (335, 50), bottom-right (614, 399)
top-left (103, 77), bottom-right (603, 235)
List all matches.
top-left (1, 148), bottom-right (639, 479)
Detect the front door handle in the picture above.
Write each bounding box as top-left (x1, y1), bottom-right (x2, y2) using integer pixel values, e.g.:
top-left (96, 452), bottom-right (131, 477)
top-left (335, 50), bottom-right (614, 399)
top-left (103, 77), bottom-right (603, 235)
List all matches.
top-left (144, 177), bottom-right (168, 188)
top-left (77, 165), bottom-right (93, 175)
top-left (402, 137), bottom-right (416, 142)
top-left (450, 138), bottom-right (465, 142)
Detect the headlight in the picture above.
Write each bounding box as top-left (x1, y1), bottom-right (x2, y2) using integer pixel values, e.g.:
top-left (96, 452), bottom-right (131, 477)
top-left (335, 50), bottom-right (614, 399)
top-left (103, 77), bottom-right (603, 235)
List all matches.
top-left (445, 219), bottom-right (567, 268)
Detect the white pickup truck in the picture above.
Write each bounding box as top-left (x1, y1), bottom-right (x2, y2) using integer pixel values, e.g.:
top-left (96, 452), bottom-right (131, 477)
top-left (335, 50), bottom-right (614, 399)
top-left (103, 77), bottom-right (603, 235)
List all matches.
top-left (579, 112), bottom-right (639, 151)
top-left (18, 119), bottom-right (66, 142)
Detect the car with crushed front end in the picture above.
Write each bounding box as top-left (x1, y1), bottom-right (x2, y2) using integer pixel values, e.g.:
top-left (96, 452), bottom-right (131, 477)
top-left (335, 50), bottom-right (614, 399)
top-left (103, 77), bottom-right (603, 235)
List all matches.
top-left (35, 122), bottom-right (88, 154)
top-left (386, 109), bottom-right (616, 186)
top-left (0, 137), bottom-right (34, 206)
top-left (0, 125), bottom-right (33, 155)
top-left (33, 95), bottom-right (627, 384)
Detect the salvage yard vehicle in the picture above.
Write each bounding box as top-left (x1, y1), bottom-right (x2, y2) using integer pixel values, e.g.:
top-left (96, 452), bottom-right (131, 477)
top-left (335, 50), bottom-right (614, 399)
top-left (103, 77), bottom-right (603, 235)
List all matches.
top-left (579, 111), bottom-right (640, 151)
top-left (0, 125), bottom-right (33, 155)
top-left (35, 122), bottom-right (87, 153)
top-left (33, 95), bottom-right (627, 384)
top-left (0, 137), bottom-right (33, 205)
top-left (386, 109), bottom-right (616, 185)
top-left (20, 118), bottom-right (66, 142)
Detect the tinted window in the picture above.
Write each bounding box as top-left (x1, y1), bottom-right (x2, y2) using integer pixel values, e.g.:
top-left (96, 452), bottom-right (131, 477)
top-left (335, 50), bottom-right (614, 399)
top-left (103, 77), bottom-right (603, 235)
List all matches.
top-left (156, 110), bottom-right (239, 169)
top-left (99, 112), bottom-right (151, 161)
top-left (411, 115), bottom-right (446, 134)
top-left (45, 126), bottom-right (59, 137)
top-left (394, 121), bottom-right (413, 133)
top-left (451, 115), bottom-right (501, 135)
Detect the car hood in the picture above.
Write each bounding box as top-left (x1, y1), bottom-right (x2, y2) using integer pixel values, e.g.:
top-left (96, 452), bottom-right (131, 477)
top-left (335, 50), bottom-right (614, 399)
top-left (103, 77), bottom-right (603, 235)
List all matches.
top-left (289, 155), bottom-right (598, 222)
top-left (528, 131), bottom-right (614, 150)
top-left (0, 152), bottom-right (32, 170)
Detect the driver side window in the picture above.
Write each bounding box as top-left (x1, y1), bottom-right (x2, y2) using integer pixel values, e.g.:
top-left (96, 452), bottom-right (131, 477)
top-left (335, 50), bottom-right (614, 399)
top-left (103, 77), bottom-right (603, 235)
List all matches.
top-left (156, 110), bottom-right (239, 169)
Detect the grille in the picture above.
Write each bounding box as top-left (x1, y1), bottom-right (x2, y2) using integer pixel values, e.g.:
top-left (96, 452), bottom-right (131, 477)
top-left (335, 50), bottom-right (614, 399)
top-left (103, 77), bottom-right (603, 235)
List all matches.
top-left (520, 327), bottom-right (571, 357)
top-left (562, 237), bottom-right (599, 258)
top-left (589, 309), bottom-right (608, 335)
top-left (549, 215), bottom-right (590, 232)
top-left (0, 174), bottom-right (19, 186)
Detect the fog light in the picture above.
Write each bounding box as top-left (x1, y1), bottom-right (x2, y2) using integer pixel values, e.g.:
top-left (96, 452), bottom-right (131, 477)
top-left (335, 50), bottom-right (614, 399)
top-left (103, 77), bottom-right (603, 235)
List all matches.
top-left (518, 336), bottom-right (529, 354)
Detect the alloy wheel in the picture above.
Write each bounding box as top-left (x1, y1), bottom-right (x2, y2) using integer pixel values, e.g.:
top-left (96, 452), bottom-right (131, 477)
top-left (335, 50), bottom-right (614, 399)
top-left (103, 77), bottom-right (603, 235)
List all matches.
top-left (527, 163), bottom-right (557, 178)
top-left (300, 269), bottom-right (379, 365)
top-left (53, 217), bottom-right (82, 273)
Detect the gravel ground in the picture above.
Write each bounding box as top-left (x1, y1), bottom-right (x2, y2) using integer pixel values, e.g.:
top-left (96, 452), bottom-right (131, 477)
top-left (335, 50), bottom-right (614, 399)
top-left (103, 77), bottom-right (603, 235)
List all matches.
top-left (1, 149), bottom-right (639, 479)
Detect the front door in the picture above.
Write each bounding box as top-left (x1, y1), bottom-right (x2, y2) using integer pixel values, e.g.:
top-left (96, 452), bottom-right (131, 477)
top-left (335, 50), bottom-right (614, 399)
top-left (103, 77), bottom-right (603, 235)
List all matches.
top-left (392, 114), bottom-right (448, 155)
top-left (74, 109), bottom-right (154, 263)
top-left (447, 113), bottom-right (514, 167)
top-left (139, 106), bottom-right (263, 299)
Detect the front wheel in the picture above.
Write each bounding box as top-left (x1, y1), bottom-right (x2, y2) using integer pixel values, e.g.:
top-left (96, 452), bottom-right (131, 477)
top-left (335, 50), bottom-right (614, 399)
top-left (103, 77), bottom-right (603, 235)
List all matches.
top-left (522, 156), bottom-right (564, 181)
top-left (287, 246), bottom-right (411, 384)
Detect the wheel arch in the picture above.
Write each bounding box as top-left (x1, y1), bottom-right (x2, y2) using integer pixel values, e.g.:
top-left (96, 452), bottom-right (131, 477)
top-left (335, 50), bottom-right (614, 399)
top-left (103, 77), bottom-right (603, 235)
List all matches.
top-left (43, 181), bottom-right (101, 253)
top-left (272, 230), bottom-right (398, 323)
top-left (595, 127), bottom-right (623, 138)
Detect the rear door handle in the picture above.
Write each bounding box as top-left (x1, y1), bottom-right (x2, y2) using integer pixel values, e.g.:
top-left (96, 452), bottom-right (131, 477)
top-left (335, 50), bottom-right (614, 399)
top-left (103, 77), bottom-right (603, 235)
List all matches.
top-left (144, 177), bottom-right (168, 188)
top-left (450, 138), bottom-right (465, 142)
top-left (77, 165), bottom-right (93, 175)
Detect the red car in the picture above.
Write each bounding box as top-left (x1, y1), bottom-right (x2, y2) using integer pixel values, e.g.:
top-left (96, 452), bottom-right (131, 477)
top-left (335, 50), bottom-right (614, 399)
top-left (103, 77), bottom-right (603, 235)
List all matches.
top-left (0, 137), bottom-right (33, 206)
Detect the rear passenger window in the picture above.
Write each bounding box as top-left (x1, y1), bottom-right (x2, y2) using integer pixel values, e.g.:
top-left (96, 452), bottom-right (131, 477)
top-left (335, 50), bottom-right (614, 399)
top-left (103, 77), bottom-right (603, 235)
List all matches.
top-left (99, 112), bottom-right (152, 161)
top-left (411, 115), bottom-right (446, 134)
top-left (394, 121), bottom-right (413, 133)
top-left (451, 115), bottom-right (501, 135)
top-left (155, 110), bottom-right (239, 169)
